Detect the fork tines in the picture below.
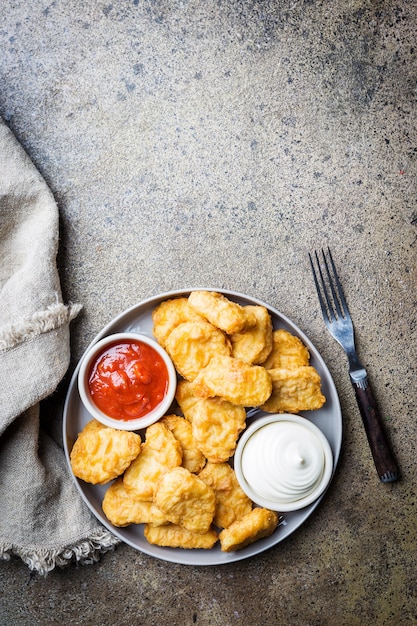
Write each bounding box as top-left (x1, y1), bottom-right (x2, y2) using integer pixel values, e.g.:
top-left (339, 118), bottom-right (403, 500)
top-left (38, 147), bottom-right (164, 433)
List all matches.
top-left (309, 248), bottom-right (350, 327)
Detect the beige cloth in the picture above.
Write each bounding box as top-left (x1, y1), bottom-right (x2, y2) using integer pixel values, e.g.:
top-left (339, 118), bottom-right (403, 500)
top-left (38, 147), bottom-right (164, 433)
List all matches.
top-left (0, 118), bottom-right (119, 575)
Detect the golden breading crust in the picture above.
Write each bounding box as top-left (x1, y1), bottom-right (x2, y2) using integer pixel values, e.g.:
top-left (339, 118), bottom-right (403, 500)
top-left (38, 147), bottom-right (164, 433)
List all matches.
top-left (260, 365), bottom-right (326, 413)
top-left (160, 414), bottom-right (206, 474)
top-left (188, 291), bottom-right (256, 334)
top-left (191, 355), bottom-right (272, 407)
top-left (176, 380), bottom-right (246, 463)
top-left (123, 422), bottom-right (182, 500)
top-left (198, 463), bottom-right (252, 528)
top-left (102, 478), bottom-right (169, 527)
top-left (190, 399), bottom-right (246, 463)
top-left (175, 378), bottom-right (201, 416)
top-left (70, 419), bottom-right (141, 485)
top-left (165, 320), bottom-right (231, 381)
top-left (262, 329), bottom-right (310, 370)
top-left (219, 508), bottom-right (279, 552)
top-left (152, 297), bottom-right (206, 348)
top-left (230, 305), bottom-right (273, 365)
top-left (144, 523), bottom-right (219, 549)
top-left (154, 467), bottom-right (216, 534)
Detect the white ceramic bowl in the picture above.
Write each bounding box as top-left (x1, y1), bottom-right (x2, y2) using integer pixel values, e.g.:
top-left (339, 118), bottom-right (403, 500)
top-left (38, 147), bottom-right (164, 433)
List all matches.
top-left (234, 413), bottom-right (333, 512)
top-left (77, 332), bottom-right (177, 431)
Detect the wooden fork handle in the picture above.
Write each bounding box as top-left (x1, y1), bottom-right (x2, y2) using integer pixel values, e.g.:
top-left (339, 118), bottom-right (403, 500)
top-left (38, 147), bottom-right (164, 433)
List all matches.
top-left (351, 377), bottom-right (400, 482)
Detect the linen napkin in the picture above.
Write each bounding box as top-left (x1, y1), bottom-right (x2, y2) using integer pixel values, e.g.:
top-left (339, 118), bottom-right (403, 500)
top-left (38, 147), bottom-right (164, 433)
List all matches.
top-left (0, 118), bottom-right (119, 575)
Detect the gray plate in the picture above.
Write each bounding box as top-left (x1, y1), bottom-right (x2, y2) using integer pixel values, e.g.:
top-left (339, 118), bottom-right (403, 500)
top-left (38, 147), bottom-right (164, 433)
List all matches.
top-left (63, 289), bottom-right (342, 565)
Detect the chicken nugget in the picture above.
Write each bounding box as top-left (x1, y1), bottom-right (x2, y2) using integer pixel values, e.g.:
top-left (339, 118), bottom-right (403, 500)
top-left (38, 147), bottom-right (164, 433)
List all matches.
top-left (190, 398), bottom-right (246, 463)
top-left (262, 329), bottom-right (310, 370)
top-left (160, 414), bottom-right (206, 473)
top-left (191, 355), bottom-right (272, 407)
top-left (152, 297), bottom-right (206, 348)
top-left (219, 508), bottom-right (279, 552)
top-left (154, 466), bottom-right (216, 534)
top-left (165, 320), bottom-right (231, 381)
top-left (230, 305), bottom-right (273, 365)
top-left (188, 291), bottom-right (255, 334)
top-left (144, 523), bottom-right (218, 549)
top-left (175, 379), bottom-right (201, 418)
top-left (176, 380), bottom-right (246, 463)
top-left (123, 422), bottom-right (182, 500)
top-left (260, 365), bottom-right (326, 413)
top-left (70, 419), bottom-right (141, 485)
top-left (102, 478), bottom-right (169, 527)
top-left (199, 463), bottom-right (252, 528)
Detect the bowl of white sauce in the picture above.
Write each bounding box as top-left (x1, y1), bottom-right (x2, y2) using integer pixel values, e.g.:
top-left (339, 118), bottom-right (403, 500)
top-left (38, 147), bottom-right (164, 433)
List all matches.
top-left (234, 414), bottom-right (333, 512)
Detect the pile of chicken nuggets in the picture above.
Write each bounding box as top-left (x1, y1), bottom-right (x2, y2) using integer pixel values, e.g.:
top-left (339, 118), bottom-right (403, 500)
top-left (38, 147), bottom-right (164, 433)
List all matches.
top-left (70, 291), bottom-right (326, 552)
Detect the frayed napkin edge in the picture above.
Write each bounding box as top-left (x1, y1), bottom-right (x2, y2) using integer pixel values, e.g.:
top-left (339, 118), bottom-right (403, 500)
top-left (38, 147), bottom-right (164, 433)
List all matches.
top-left (0, 528), bottom-right (121, 576)
top-left (0, 301), bottom-right (83, 352)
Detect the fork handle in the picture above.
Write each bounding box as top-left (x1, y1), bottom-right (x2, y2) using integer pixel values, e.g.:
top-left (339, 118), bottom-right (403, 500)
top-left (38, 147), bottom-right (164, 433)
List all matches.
top-left (351, 376), bottom-right (400, 482)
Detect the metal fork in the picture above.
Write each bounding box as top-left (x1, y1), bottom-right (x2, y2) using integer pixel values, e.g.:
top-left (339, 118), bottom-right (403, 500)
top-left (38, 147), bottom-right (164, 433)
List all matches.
top-left (309, 248), bottom-right (400, 483)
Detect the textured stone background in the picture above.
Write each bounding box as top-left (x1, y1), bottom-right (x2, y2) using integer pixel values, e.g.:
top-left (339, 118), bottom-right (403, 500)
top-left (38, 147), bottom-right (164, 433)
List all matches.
top-left (1, 1), bottom-right (416, 624)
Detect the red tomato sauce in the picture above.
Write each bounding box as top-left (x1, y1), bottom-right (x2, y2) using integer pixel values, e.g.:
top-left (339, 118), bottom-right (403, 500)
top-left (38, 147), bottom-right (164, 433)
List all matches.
top-left (88, 339), bottom-right (169, 421)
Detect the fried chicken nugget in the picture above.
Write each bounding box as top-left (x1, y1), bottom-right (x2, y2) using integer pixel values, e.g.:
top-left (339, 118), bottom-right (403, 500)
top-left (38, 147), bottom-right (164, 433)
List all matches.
top-left (160, 414), bottom-right (206, 474)
top-left (165, 320), bottom-right (231, 381)
top-left (188, 290), bottom-right (255, 334)
top-left (219, 508), bottom-right (279, 552)
top-left (144, 523), bottom-right (218, 549)
top-left (152, 297), bottom-right (206, 348)
top-left (191, 355), bottom-right (272, 407)
top-left (154, 466), bottom-right (216, 534)
top-left (198, 463), bottom-right (252, 528)
top-left (260, 365), bottom-right (326, 413)
top-left (123, 422), bottom-right (182, 500)
top-left (175, 378), bottom-right (201, 416)
top-left (102, 478), bottom-right (169, 527)
top-left (189, 400), bottom-right (246, 463)
top-left (262, 329), bottom-right (310, 370)
top-left (230, 305), bottom-right (273, 365)
top-left (70, 419), bottom-right (141, 485)
top-left (176, 380), bottom-right (246, 463)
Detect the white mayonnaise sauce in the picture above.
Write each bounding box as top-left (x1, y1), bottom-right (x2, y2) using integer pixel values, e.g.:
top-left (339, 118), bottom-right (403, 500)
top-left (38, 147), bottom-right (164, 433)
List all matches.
top-left (240, 420), bottom-right (327, 505)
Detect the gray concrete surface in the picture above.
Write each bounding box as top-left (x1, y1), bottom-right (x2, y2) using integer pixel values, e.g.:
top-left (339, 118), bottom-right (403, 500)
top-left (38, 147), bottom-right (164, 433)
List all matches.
top-left (1, 1), bottom-right (416, 624)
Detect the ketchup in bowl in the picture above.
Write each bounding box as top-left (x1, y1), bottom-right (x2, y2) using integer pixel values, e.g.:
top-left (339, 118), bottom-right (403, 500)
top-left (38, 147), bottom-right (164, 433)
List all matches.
top-left (78, 333), bottom-right (177, 430)
top-left (88, 339), bottom-right (169, 421)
